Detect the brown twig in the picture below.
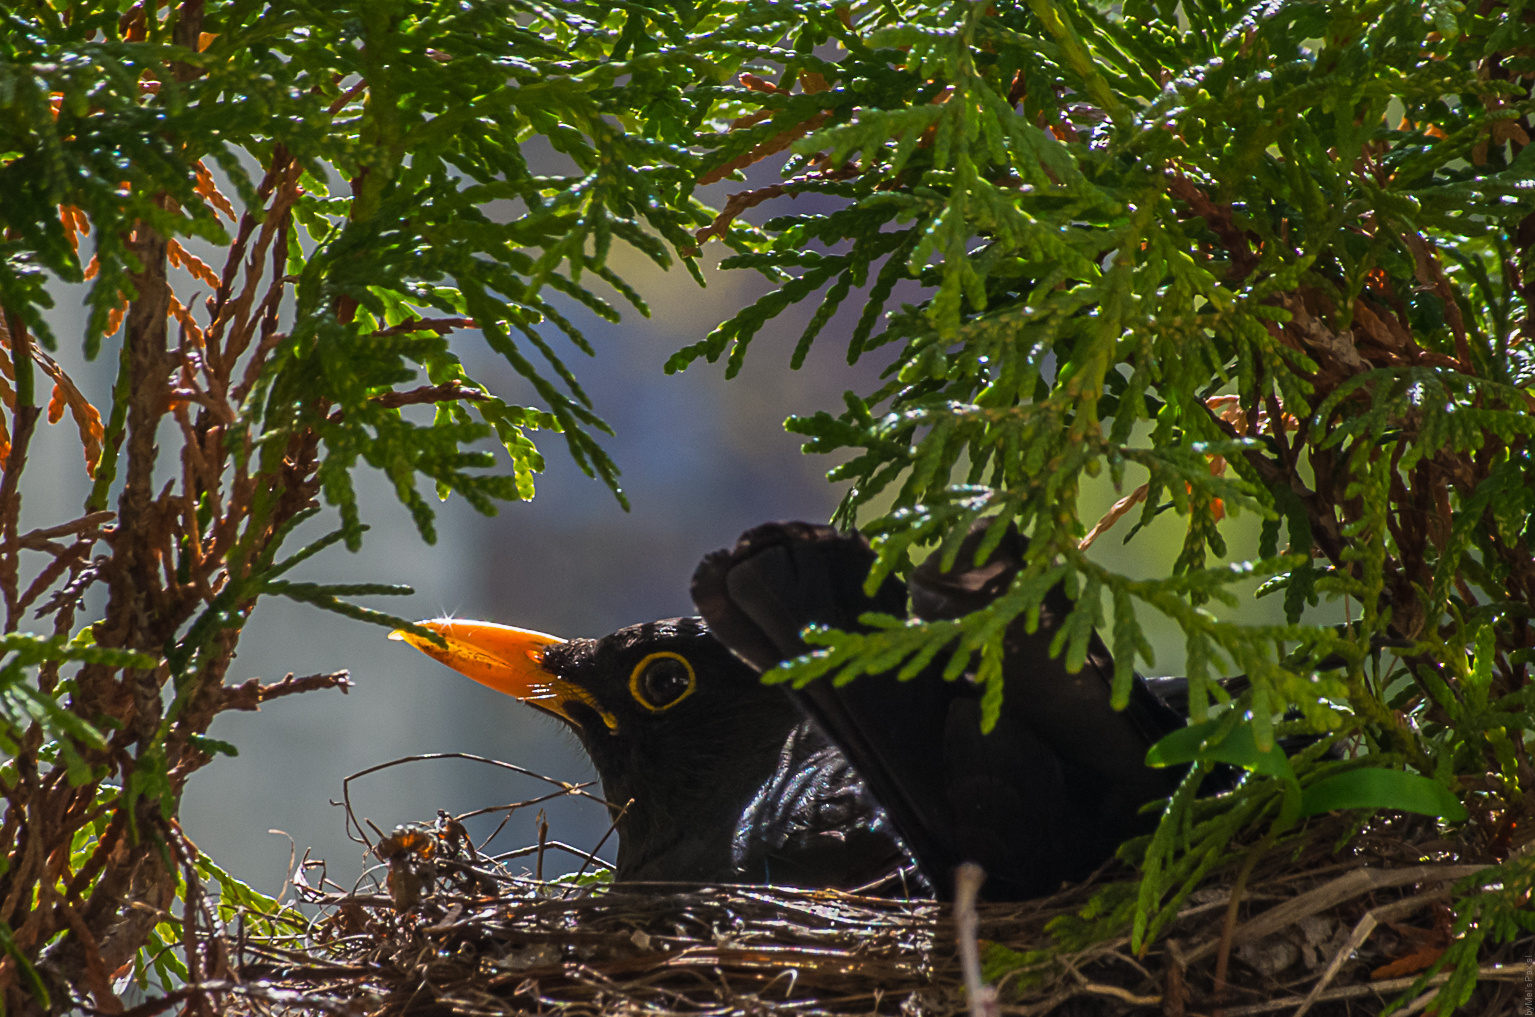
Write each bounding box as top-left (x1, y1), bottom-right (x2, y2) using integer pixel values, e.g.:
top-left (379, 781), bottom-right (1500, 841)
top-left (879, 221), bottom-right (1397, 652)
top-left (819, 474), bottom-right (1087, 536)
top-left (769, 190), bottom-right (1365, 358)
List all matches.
top-left (1184, 863), bottom-right (1486, 965)
top-left (1218, 963), bottom-right (1527, 1016)
top-left (326, 80), bottom-right (368, 116)
top-left (373, 382), bottom-right (491, 409)
top-left (366, 317), bottom-right (474, 338)
top-left (166, 825), bottom-right (217, 1017)
top-left (1079, 483), bottom-right (1149, 551)
top-left (39, 884), bottom-right (118, 1014)
top-left (17, 512), bottom-right (115, 548)
top-left (693, 167), bottom-right (860, 247)
top-left (218, 670), bottom-right (353, 713)
top-left (493, 840), bottom-right (615, 871)
top-left (0, 311), bottom-right (42, 634)
top-left (562, 798), bottom-right (630, 891)
top-left (210, 164), bottom-right (302, 383)
top-left (339, 754), bottom-right (613, 853)
top-left (17, 541), bottom-right (91, 615)
top-left (1212, 833), bottom-right (1273, 1014)
top-left (1399, 230), bottom-right (1473, 369)
top-left (204, 148), bottom-right (292, 363)
top-left (535, 809), bottom-right (549, 882)
top-left (698, 112), bottom-right (833, 187)
top-left (1166, 171), bottom-right (1260, 281)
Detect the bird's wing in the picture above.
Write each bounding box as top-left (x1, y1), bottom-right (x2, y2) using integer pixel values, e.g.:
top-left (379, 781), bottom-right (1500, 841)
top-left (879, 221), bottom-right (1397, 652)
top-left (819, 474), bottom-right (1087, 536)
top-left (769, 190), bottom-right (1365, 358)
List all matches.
top-left (731, 719), bottom-right (919, 892)
top-left (693, 521), bottom-right (907, 669)
top-left (694, 520), bottom-right (1184, 900)
top-left (917, 525), bottom-right (1183, 814)
top-left (694, 523), bottom-right (971, 889)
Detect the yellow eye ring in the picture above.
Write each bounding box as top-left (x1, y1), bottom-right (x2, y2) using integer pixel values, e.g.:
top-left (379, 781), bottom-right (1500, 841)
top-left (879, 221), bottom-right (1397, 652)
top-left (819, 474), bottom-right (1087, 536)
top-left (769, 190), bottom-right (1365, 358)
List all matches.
top-left (629, 651), bottom-right (697, 712)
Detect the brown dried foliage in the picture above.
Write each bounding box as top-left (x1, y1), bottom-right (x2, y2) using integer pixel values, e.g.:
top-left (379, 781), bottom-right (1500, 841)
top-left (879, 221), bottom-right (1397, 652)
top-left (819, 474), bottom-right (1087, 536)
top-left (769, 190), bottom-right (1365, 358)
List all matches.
top-left (206, 807), bottom-right (1530, 1017)
top-left (0, 180), bottom-right (322, 1011)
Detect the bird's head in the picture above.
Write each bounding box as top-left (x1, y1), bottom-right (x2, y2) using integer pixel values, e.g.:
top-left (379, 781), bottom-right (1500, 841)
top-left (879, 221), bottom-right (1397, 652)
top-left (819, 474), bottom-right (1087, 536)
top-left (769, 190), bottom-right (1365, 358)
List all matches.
top-left (392, 616), bottom-right (802, 880)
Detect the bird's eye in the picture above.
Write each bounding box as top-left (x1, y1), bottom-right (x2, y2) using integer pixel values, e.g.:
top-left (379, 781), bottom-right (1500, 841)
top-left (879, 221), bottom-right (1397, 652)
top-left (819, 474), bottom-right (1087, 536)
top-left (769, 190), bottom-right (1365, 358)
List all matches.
top-left (629, 652), bottom-right (696, 712)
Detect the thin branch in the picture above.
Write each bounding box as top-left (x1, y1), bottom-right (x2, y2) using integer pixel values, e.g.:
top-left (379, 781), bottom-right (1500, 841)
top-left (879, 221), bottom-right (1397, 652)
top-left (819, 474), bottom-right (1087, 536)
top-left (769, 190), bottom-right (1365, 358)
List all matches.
top-left (492, 840), bottom-right (616, 871)
top-left (338, 754), bottom-right (614, 853)
top-left (326, 80), bottom-right (368, 116)
top-left (1184, 864), bottom-right (1486, 965)
top-left (204, 150), bottom-right (298, 372)
top-left (210, 168), bottom-right (302, 379)
top-left (0, 310), bottom-right (42, 633)
top-left (17, 512), bottom-right (115, 548)
top-left (366, 317), bottom-right (473, 338)
top-left (1287, 889), bottom-right (1453, 1017)
top-left (954, 862), bottom-right (999, 1017)
top-left (373, 382), bottom-right (491, 409)
top-left (218, 671), bottom-right (353, 713)
top-left (562, 799), bottom-right (629, 890)
top-left (1219, 963), bottom-right (1527, 1017)
top-left (697, 112), bottom-right (832, 187)
top-left (18, 540), bottom-right (91, 615)
top-left (693, 167), bottom-right (859, 247)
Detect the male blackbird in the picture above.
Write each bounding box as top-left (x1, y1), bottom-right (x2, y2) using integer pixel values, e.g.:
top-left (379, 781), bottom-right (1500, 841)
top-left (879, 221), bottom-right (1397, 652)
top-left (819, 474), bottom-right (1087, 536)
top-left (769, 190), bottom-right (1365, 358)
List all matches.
top-left (397, 520), bottom-right (1186, 899)
top-left (392, 615), bottom-right (908, 888)
top-left (692, 521), bottom-right (1186, 900)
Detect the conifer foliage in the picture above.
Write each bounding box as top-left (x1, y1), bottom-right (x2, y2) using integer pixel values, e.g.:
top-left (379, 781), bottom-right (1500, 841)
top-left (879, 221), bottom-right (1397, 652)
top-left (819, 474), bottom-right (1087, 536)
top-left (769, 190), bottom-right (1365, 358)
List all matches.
top-left (1, 2), bottom-right (655, 1010)
top-left (2, 0), bottom-right (1534, 1013)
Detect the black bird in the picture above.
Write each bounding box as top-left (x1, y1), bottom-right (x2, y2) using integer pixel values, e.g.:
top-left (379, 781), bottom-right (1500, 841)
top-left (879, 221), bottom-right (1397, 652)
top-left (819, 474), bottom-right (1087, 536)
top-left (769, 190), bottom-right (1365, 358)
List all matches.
top-left (392, 615), bottom-right (909, 888)
top-left (693, 520), bottom-right (1186, 900)
top-left (397, 520), bottom-right (1186, 898)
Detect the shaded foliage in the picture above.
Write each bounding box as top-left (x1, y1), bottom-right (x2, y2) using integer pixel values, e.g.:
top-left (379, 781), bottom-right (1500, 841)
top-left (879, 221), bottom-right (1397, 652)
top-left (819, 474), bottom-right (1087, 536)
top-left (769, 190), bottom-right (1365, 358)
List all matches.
top-left (0, 1), bottom-right (684, 1010)
top-left (630, 0), bottom-right (1535, 1009)
top-left (3, 0), bottom-right (1535, 1014)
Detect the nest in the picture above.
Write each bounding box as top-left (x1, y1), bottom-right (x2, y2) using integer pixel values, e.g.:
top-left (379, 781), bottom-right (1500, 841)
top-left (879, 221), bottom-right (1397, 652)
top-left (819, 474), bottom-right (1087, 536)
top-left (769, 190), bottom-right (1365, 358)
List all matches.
top-left (207, 761), bottom-right (1531, 1017)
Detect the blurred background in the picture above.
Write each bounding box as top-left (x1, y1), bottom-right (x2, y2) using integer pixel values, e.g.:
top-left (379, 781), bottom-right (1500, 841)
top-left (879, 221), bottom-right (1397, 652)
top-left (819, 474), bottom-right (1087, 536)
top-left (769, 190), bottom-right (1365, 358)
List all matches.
top-left (25, 153), bottom-right (1303, 901)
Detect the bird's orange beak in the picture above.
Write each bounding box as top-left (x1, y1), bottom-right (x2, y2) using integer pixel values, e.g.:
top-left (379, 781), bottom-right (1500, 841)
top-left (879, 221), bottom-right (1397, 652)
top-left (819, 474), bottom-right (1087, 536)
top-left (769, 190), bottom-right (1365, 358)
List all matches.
top-left (391, 619), bottom-right (615, 730)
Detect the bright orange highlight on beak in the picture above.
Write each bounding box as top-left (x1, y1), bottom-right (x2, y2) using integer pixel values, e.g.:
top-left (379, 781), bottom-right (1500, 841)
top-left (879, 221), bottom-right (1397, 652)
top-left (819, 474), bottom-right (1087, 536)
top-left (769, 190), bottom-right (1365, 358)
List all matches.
top-left (391, 619), bottom-right (615, 730)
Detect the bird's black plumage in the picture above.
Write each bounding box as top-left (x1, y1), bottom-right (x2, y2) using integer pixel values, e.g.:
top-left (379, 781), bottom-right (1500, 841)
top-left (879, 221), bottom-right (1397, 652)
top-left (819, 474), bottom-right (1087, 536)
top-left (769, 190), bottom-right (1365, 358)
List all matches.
top-left (692, 520), bottom-right (1186, 900)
